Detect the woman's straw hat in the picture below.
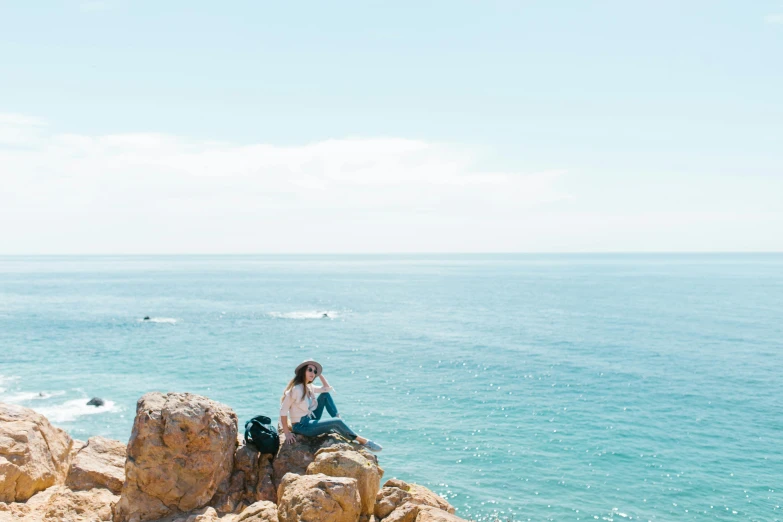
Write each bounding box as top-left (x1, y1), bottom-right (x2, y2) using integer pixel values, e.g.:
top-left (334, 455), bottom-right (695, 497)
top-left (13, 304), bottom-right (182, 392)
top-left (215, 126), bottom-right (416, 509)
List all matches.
top-left (295, 359), bottom-right (323, 375)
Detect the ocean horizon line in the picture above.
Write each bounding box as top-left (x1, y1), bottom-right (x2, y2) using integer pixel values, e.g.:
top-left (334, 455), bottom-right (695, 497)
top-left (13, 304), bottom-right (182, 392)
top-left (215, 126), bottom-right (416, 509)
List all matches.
top-left (1, 251), bottom-right (782, 258)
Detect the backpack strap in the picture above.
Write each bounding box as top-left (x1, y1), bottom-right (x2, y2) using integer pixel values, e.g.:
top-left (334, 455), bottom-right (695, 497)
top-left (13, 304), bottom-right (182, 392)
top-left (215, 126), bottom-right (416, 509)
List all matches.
top-left (244, 419), bottom-right (253, 444)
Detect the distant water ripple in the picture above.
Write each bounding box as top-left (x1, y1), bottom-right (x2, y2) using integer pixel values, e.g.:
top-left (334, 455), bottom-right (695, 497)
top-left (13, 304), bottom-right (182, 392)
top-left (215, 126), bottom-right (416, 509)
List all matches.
top-left (1, 254), bottom-right (782, 521)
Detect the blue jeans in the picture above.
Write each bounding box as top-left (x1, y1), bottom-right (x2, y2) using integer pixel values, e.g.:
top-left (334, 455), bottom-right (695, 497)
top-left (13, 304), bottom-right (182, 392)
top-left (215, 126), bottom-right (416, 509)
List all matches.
top-left (292, 393), bottom-right (357, 440)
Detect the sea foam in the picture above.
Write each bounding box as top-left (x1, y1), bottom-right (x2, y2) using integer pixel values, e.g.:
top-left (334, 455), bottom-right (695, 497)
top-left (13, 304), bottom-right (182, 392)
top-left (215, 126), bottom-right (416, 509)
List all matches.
top-left (0, 375), bottom-right (20, 395)
top-left (32, 398), bottom-right (119, 423)
top-left (0, 377), bottom-right (118, 423)
top-left (268, 310), bottom-right (339, 320)
top-left (0, 390), bottom-right (65, 403)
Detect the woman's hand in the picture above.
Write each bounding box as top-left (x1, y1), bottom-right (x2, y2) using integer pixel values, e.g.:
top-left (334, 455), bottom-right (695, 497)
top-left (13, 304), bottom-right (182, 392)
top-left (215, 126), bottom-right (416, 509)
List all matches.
top-left (284, 432), bottom-right (297, 445)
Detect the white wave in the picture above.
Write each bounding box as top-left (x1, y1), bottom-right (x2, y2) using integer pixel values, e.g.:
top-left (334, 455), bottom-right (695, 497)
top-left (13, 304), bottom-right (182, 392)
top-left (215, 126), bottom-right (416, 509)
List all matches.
top-left (32, 398), bottom-right (119, 423)
top-left (269, 310), bottom-right (339, 320)
top-left (0, 375), bottom-right (20, 394)
top-left (0, 390), bottom-right (65, 403)
top-left (139, 317), bottom-right (178, 324)
top-left (0, 374), bottom-right (19, 390)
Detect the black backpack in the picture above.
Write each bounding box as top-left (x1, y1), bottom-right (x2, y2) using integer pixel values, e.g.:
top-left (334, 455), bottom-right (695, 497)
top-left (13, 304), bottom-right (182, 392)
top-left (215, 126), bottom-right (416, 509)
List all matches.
top-left (244, 415), bottom-right (280, 456)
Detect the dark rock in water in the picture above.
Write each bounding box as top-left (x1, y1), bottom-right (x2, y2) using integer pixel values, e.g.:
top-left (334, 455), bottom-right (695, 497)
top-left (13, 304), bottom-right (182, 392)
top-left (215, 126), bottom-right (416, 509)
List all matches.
top-left (87, 397), bottom-right (105, 407)
top-left (143, 316), bottom-right (150, 321)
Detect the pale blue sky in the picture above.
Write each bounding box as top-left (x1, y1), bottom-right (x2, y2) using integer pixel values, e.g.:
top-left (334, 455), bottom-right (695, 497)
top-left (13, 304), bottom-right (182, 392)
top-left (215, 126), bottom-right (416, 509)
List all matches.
top-left (1, 1), bottom-right (782, 253)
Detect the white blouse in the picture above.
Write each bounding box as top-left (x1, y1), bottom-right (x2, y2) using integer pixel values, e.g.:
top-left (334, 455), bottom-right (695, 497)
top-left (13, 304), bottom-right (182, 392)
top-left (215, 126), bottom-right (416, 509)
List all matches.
top-left (279, 383), bottom-right (334, 423)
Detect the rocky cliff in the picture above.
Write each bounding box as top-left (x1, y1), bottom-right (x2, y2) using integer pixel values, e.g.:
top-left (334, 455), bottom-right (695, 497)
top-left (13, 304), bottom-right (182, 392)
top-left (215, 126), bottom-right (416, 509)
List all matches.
top-left (0, 393), bottom-right (468, 522)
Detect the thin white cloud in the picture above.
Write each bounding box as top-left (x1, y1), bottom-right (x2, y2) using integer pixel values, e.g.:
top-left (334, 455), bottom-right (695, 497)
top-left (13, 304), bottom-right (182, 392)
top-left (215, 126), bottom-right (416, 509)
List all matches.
top-left (765, 13), bottom-right (783, 23)
top-left (0, 113), bottom-right (46, 146)
top-left (0, 113), bottom-right (570, 253)
top-left (0, 114), bottom-right (46, 127)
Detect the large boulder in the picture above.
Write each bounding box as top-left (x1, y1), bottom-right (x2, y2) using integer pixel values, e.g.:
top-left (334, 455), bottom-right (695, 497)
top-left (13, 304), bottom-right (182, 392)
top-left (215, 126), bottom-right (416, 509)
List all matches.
top-left (276, 472), bottom-right (361, 522)
top-left (112, 392), bottom-right (238, 522)
top-left (0, 485), bottom-right (118, 521)
top-left (375, 479), bottom-right (454, 520)
top-left (210, 441), bottom-right (276, 514)
top-left (306, 444), bottom-right (383, 517)
top-left (66, 436), bottom-right (126, 494)
top-left (0, 403), bottom-right (73, 503)
top-left (272, 433), bottom-right (350, 490)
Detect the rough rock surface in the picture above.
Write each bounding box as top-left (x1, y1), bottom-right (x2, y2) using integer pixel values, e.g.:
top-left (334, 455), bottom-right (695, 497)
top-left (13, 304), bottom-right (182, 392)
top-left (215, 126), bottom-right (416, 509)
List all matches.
top-left (153, 506), bottom-right (222, 522)
top-left (307, 444), bottom-right (383, 517)
top-left (2, 396), bottom-right (463, 522)
top-left (70, 439), bottom-right (88, 461)
top-left (415, 505), bottom-right (466, 522)
top-left (210, 442), bottom-right (276, 514)
top-left (272, 433), bottom-right (352, 490)
top-left (234, 500), bottom-right (278, 522)
top-left (375, 479), bottom-right (454, 520)
top-left (174, 506), bottom-right (220, 522)
top-left (0, 485), bottom-right (118, 521)
top-left (112, 392), bottom-right (238, 522)
top-left (0, 403), bottom-right (73, 503)
top-left (66, 436), bottom-right (126, 494)
top-left (382, 502), bottom-right (419, 522)
top-left (384, 504), bottom-right (465, 522)
top-left (276, 472), bottom-right (361, 522)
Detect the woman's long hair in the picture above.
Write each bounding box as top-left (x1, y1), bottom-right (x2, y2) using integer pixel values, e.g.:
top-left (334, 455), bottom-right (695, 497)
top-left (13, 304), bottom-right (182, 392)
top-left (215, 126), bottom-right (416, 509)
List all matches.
top-left (281, 365), bottom-right (315, 404)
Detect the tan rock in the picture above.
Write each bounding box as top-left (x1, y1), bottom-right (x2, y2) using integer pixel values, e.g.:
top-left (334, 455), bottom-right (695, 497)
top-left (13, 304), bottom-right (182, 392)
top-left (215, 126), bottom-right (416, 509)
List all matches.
top-left (156, 506), bottom-right (227, 522)
top-left (235, 500), bottom-right (278, 522)
top-left (183, 506), bottom-right (219, 522)
top-left (414, 505), bottom-right (466, 522)
top-left (384, 504), bottom-right (466, 522)
top-left (0, 485), bottom-right (118, 521)
top-left (66, 436), bottom-right (126, 494)
top-left (317, 442), bottom-right (380, 468)
top-left (307, 444), bottom-right (383, 516)
top-left (375, 480), bottom-right (454, 520)
top-left (210, 443), bottom-right (276, 514)
top-left (71, 439), bottom-right (88, 460)
top-left (276, 473), bottom-right (360, 522)
top-left (0, 502), bottom-right (15, 522)
top-left (271, 433), bottom-right (353, 491)
top-left (162, 506), bottom-right (228, 522)
top-left (0, 403), bottom-right (73, 503)
top-left (383, 502), bottom-right (419, 522)
top-left (112, 392), bottom-right (238, 522)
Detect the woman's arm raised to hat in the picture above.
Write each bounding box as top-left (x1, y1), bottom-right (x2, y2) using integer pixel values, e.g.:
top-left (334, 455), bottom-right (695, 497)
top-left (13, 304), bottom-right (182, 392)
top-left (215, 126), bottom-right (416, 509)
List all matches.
top-left (313, 373), bottom-right (334, 394)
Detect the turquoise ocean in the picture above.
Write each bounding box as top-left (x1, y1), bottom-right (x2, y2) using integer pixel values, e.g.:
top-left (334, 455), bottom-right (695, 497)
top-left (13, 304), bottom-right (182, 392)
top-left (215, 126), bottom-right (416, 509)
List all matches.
top-left (1, 254), bottom-right (781, 521)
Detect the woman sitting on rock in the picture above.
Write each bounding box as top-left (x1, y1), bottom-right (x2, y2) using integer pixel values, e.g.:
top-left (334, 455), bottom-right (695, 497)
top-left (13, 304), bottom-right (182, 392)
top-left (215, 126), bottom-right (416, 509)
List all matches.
top-left (280, 359), bottom-right (382, 452)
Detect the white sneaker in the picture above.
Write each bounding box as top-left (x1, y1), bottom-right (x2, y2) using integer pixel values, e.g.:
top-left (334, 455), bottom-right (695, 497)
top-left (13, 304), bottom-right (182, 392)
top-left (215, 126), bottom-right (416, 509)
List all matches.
top-left (363, 440), bottom-right (383, 452)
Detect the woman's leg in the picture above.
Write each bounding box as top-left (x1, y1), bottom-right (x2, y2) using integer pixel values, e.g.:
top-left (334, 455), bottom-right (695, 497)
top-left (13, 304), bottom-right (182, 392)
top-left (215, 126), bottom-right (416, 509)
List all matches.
top-left (292, 417), bottom-right (357, 440)
top-left (310, 392), bottom-right (339, 421)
